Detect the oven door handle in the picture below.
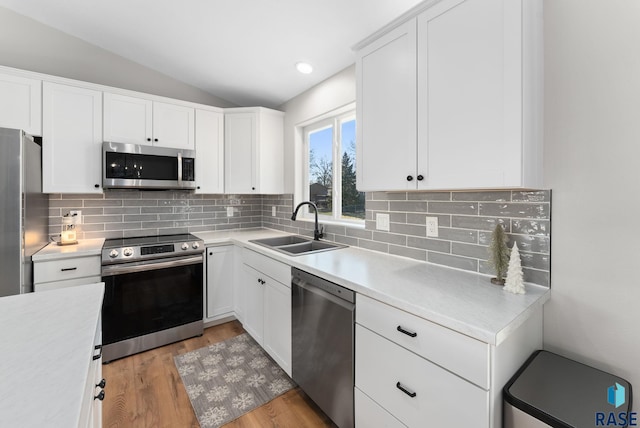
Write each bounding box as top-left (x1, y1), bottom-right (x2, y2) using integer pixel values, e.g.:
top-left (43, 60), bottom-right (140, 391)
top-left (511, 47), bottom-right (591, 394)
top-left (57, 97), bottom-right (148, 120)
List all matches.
top-left (101, 255), bottom-right (203, 277)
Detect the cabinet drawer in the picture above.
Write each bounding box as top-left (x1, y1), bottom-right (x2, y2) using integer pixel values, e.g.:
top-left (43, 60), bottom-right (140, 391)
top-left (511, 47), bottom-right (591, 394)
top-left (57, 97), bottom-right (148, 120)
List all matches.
top-left (355, 387), bottom-right (407, 428)
top-left (34, 276), bottom-right (102, 292)
top-left (356, 325), bottom-right (489, 428)
top-left (356, 294), bottom-right (489, 389)
top-left (243, 248), bottom-right (290, 286)
top-left (34, 256), bottom-right (101, 284)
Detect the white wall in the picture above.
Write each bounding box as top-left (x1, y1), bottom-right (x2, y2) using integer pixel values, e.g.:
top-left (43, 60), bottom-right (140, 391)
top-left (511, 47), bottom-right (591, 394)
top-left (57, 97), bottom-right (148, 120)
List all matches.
top-left (278, 65), bottom-right (356, 196)
top-left (543, 0), bottom-right (640, 410)
top-left (0, 6), bottom-right (235, 107)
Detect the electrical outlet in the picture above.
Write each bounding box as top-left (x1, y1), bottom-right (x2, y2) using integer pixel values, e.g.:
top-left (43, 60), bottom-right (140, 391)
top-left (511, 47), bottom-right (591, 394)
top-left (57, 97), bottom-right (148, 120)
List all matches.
top-left (69, 210), bottom-right (82, 224)
top-left (426, 217), bottom-right (439, 237)
top-left (272, 206), bottom-right (277, 217)
top-left (376, 213), bottom-right (390, 231)
top-left (227, 207), bottom-right (234, 217)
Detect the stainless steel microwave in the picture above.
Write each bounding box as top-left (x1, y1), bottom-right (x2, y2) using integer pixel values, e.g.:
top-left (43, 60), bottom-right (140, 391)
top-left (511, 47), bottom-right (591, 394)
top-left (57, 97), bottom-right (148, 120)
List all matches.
top-left (102, 142), bottom-right (196, 190)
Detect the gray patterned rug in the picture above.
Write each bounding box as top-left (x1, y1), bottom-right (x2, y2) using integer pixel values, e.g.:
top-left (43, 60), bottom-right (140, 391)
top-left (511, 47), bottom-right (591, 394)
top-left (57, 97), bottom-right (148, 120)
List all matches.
top-left (174, 333), bottom-right (296, 427)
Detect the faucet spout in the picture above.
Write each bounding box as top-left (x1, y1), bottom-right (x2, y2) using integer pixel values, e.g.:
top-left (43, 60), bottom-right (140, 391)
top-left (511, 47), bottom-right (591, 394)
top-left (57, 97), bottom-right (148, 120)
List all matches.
top-left (291, 201), bottom-right (324, 240)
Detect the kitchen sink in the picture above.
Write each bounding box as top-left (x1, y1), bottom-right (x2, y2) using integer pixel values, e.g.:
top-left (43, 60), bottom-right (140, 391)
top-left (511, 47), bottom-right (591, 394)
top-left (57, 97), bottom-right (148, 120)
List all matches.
top-left (249, 235), bottom-right (347, 256)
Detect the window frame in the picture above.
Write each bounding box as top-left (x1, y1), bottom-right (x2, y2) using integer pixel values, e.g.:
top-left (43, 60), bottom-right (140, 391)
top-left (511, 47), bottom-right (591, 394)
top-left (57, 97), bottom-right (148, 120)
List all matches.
top-left (298, 104), bottom-right (362, 226)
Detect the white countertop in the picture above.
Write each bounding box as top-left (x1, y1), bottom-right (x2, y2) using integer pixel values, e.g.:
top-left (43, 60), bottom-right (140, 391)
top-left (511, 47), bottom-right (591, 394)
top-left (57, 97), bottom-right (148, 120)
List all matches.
top-left (30, 229), bottom-right (550, 346)
top-left (0, 282), bottom-right (104, 427)
top-left (32, 238), bottom-right (105, 262)
top-left (195, 229), bottom-right (550, 345)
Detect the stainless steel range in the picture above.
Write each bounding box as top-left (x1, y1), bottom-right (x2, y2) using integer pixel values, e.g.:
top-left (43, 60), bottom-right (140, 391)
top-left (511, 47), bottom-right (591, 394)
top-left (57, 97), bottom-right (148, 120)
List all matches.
top-left (101, 234), bottom-right (204, 362)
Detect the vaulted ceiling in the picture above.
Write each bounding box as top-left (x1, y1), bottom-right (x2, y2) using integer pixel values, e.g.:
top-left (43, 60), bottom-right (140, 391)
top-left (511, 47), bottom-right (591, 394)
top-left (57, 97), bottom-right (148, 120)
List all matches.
top-left (0, 0), bottom-right (423, 107)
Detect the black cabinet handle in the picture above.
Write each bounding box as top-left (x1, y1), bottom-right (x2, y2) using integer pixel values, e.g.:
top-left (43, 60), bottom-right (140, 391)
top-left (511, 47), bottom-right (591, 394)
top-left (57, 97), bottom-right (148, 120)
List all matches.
top-left (147, 138), bottom-right (151, 142)
top-left (61, 267), bottom-right (77, 272)
top-left (197, 186), bottom-right (201, 190)
top-left (397, 325), bottom-right (417, 338)
top-left (94, 390), bottom-right (105, 401)
top-left (406, 175), bottom-right (413, 181)
top-left (96, 378), bottom-right (106, 389)
top-left (417, 175), bottom-right (424, 181)
top-left (94, 184), bottom-right (100, 188)
top-left (93, 344), bottom-right (102, 361)
top-left (396, 382), bottom-right (417, 398)
top-left (154, 138), bottom-right (158, 142)
top-left (252, 187), bottom-right (256, 190)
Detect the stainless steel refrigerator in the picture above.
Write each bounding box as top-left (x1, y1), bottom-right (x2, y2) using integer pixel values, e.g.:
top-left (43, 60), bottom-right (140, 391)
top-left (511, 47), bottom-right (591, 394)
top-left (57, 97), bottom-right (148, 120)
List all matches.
top-left (0, 127), bottom-right (49, 297)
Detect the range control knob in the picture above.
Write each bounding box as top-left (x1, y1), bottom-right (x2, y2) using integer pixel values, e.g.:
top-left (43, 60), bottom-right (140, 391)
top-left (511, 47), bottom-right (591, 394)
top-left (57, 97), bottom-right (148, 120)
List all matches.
top-left (109, 249), bottom-right (119, 258)
top-left (181, 243), bottom-right (189, 250)
top-left (192, 242), bottom-right (200, 250)
top-left (123, 248), bottom-right (133, 257)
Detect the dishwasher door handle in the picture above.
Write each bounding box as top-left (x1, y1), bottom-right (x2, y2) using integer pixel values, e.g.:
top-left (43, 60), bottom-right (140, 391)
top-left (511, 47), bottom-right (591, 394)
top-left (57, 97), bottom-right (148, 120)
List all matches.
top-left (292, 278), bottom-right (355, 311)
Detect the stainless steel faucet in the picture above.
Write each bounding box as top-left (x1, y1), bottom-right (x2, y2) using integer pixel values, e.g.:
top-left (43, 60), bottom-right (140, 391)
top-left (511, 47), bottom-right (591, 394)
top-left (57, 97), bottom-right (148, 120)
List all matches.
top-left (291, 201), bottom-right (324, 240)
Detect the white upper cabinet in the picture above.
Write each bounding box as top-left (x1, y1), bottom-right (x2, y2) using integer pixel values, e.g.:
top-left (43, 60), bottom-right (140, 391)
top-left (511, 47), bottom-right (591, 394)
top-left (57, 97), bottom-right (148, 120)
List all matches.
top-left (356, 0), bottom-right (543, 191)
top-left (224, 107), bottom-right (284, 194)
top-left (153, 101), bottom-right (195, 150)
top-left (43, 82), bottom-right (103, 193)
top-left (195, 108), bottom-right (224, 194)
top-left (103, 93), bottom-right (195, 150)
top-left (356, 20), bottom-right (417, 192)
top-left (0, 72), bottom-right (42, 136)
top-left (103, 93), bottom-right (152, 145)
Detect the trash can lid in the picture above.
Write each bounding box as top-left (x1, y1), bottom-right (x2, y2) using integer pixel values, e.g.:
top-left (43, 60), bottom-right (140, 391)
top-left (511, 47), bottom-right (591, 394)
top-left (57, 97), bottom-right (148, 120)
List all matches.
top-left (504, 350), bottom-right (632, 428)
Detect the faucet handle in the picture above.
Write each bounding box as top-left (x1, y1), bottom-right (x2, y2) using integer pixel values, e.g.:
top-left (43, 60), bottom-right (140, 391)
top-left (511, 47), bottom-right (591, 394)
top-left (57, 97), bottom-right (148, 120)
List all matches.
top-left (317, 225), bottom-right (324, 240)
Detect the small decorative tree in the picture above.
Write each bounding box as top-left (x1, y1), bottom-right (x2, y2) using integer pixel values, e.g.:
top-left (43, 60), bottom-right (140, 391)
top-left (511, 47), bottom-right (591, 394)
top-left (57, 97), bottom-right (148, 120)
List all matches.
top-left (504, 242), bottom-right (526, 294)
top-left (488, 224), bottom-right (509, 285)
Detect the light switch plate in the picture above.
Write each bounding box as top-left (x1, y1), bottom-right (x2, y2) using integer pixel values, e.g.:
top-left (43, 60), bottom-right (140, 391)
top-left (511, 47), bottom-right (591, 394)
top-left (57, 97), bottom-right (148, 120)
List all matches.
top-left (376, 213), bottom-right (390, 231)
top-left (426, 217), bottom-right (439, 237)
top-left (227, 207), bottom-right (234, 217)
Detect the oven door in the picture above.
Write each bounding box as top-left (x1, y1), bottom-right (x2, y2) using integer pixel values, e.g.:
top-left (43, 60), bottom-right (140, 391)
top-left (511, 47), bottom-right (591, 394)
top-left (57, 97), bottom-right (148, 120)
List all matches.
top-left (101, 255), bottom-right (203, 347)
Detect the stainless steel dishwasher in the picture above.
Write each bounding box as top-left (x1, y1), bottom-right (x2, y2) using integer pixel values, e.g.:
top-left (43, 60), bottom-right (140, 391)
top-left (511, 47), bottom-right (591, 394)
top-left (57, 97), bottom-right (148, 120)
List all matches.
top-left (292, 267), bottom-right (355, 428)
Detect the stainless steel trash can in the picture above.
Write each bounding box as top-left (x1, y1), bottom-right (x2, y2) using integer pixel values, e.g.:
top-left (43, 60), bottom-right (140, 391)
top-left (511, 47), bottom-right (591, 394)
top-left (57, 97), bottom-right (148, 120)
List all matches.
top-left (503, 350), bottom-right (633, 427)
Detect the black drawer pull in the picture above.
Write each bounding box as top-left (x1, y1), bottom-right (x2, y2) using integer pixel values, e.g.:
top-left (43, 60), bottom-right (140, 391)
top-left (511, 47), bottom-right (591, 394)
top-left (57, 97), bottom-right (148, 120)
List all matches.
top-left (94, 390), bottom-right (105, 401)
top-left (397, 325), bottom-right (417, 338)
top-left (396, 382), bottom-right (417, 398)
top-left (93, 344), bottom-right (102, 360)
top-left (61, 267), bottom-right (77, 272)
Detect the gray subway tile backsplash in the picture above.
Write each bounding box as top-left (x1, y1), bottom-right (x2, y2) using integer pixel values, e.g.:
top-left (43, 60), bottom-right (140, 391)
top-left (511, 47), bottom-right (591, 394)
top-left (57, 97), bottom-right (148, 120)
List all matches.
top-left (49, 189), bottom-right (551, 287)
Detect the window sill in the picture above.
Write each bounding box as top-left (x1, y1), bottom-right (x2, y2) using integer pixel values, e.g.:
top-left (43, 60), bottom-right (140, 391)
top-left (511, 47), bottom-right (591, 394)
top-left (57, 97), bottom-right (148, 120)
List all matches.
top-left (295, 217), bottom-right (365, 230)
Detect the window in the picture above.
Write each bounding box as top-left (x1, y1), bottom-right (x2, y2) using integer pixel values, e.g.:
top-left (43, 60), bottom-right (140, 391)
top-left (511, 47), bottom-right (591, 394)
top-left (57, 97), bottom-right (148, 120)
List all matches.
top-left (302, 109), bottom-right (365, 224)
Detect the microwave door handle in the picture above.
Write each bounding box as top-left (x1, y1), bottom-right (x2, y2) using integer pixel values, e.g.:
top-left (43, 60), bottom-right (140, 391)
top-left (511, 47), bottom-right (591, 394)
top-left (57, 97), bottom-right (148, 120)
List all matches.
top-left (177, 152), bottom-right (183, 186)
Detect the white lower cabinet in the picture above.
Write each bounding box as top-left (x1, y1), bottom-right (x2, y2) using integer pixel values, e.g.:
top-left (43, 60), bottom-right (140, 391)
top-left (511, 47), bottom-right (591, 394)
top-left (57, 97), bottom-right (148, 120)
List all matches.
top-left (355, 294), bottom-right (543, 428)
top-left (80, 310), bottom-right (104, 428)
top-left (241, 248), bottom-right (291, 376)
top-left (33, 255), bottom-right (102, 292)
top-left (206, 245), bottom-right (234, 321)
top-left (356, 325), bottom-right (488, 427)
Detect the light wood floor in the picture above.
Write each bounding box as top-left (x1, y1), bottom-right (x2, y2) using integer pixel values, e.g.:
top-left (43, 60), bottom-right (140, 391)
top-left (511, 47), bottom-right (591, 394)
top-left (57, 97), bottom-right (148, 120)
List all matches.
top-left (103, 321), bottom-right (336, 428)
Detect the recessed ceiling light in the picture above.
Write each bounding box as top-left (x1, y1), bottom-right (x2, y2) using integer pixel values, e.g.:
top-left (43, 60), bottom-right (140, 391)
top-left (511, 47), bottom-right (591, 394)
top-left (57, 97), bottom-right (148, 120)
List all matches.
top-left (296, 62), bottom-right (313, 74)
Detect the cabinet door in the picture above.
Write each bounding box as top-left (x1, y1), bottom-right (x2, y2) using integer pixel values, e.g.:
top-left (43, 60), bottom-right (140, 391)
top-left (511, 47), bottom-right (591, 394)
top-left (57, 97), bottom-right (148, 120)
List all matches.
top-left (195, 109), bottom-right (224, 194)
top-left (153, 101), bottom-right (195, 150)
top-left (206, 246), bottom-right (234, 319)
top-left (103, 92), bottom-right (153, 145)
top-left (233, 246), bottom-right (246, 323)
top-left (224, 112), bottom-right (256, 193)
top-left (356, 19), bottom-right (418, 191)
top-left (242, 264), bottom-right (264, 345)
top-left (0, 73), bottom-right (42, 135)
top-left (264, 279), bottom-right (291, 376)
top-left (42, 82), bottom-right (102, 193)
top-left (417, 0), bottom-right (529, 188)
